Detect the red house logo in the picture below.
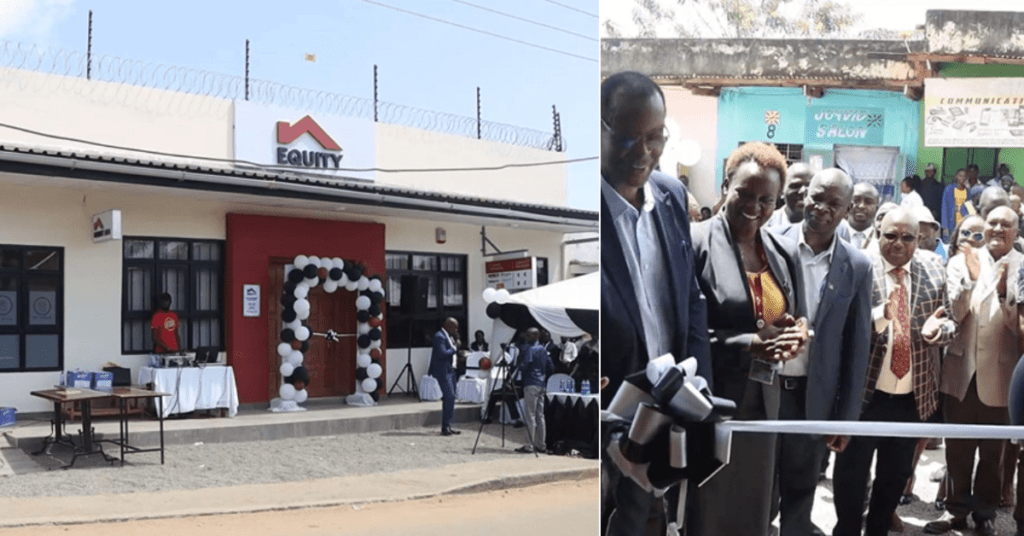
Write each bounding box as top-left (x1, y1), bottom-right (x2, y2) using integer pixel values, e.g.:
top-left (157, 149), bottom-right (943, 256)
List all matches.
top-left (276, 116), bottom-right (341, 150)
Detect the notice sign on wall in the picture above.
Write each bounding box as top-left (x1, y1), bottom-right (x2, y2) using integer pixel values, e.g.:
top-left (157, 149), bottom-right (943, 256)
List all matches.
top-left (925, 78), bottom-right (1024, 148)
top-left (805, 107), bottom-right (885, 145)
top-left (243, 284), bottom-right (260, 317)
top-left (485, 257), bottom-right (535, 292)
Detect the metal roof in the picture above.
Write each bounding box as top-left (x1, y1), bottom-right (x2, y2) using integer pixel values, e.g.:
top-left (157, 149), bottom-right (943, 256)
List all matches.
top-left (0, 144), bottom-right (597, 232)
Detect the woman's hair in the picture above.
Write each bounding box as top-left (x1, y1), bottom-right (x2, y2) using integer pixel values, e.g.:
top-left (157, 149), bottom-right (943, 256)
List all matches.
top-left (949, 214), bottom-right (984, 256)
top-left (724, 142), bottom-right (788, 193)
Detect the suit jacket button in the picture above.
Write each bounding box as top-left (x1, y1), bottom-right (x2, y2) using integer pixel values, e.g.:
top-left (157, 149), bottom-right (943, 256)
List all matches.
top-left (756, 319), bottom-right (765, 329)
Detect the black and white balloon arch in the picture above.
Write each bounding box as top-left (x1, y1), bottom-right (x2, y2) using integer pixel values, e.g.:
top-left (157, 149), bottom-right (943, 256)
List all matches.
top-left (271, 254), bottom-right (386, 411)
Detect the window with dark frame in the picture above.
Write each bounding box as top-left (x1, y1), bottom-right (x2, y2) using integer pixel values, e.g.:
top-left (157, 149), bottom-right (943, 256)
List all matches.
top-left (385, 251), bottom-right (467, 349)
top-left (121, 238), bottom-right (224, 354)
top-left (0, 245), bottom-right (64, 373)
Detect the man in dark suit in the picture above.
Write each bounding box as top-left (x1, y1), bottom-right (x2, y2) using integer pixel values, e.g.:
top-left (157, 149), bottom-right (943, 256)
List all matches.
top-left (428, 317), bottom-right (461, 436)
top-left (773, 169), bottom-right (873, 536)
top-left (599, 70), bottom-right (710, 536)
top-left (832, 208), bottom-right (958, 536)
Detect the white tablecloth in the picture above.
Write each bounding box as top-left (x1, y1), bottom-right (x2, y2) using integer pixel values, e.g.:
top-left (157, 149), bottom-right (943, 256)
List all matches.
top-left (419, 375), bottom-right (442, 401)
top-left (139, 366), bottom-right (239, 418)
top-left (456, 377), bottom-right (487, 403)
top-left (546, 392), bottom-right (599, 407)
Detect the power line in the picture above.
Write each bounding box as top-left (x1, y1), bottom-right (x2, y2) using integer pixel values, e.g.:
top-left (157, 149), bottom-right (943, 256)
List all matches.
top-left (543, 0), bottom-right (597, 18)
top-left (450, 0), bottom-right (597, 42)
top-left (359, 0), bottom-right (596, 63)
top-left (0, 121), bottom-right (597, 174)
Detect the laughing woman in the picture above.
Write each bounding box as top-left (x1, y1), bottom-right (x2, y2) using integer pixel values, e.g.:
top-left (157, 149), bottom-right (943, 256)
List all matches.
top-left (689, 141), bottom-right (810, 535)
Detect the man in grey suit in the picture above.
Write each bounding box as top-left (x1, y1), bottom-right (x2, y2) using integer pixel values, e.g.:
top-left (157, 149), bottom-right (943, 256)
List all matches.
top-left (774, 169), bottom-right (874, 536)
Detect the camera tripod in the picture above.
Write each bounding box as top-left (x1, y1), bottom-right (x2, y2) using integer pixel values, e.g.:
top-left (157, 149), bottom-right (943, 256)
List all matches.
top-left (472, 351), bottom-right (539, 457)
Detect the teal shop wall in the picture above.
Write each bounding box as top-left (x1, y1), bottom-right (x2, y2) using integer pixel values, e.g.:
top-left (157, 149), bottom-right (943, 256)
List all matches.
top-left (716, 87), bottom-right (921, 191)
top-left (917, 64), bottom-right (1024, 185)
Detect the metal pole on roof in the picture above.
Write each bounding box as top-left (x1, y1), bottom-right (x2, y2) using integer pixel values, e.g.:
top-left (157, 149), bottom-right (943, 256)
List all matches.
top-left (552, 105), bottom-right (563, 152)
top-left (476, 87), bottom-right (481, 139)
top-left (373, 64), bottom-right (379, 122)
top-left (87, 10), bottom-right (93, 81)
top-left (244, 39), bottom-right (250, 101)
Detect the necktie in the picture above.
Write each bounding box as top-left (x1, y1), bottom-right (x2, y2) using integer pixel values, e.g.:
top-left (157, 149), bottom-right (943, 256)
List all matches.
top-left (890, 267), bottom-right (911, 379)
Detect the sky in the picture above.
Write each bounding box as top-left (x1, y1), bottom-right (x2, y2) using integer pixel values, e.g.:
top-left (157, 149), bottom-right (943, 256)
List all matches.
top-left (0, 0), bottom-right (599, 210)
top-left (600, 0), bottom-right (1024, 38)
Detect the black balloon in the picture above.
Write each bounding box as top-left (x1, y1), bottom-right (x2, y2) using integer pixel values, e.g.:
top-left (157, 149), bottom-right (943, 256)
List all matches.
top-left (282, 308), bottom-right (297, 322)
top-left (357, 310), bottom-right (370, 323)
top-left (486, 302), bottom-right (502, 319)
top-left (283, 281), bottom-right (297, 294)
top-left (329, 267), bottom-right (343, 281)
top-left (285, 366), bottom-right (310, 386)
top-left (288, 269), bottom-right (305, 284)
top-left (370, 292), bottom-right (384, 304)
top-left (356, 367), bottom-right (368, 381)
top-left (369, 328), bottom-right (381, 340)
top-left (370, 390), bottom-right (381, 402)
top-left (351, 265), bottom-right (364, 280)
top-left (357, 334), bottom-right (371, 348)
top-left (369, 304), bottom-right (381, 317)
top-left (280, 329), bottom-right (295, 342)
top-left (370, 358), bottom-right (381, 367)
top-left (344, 266), bottom-right (359, 281)
top-left (281, 293), bottom-right (296, 307)
top-left (303, 264), bottom-right (318, 279)
top-left (300, 340), bottom-right (310, 352)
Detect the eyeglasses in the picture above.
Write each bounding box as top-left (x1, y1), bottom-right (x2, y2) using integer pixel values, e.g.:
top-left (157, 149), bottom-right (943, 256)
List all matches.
top-left (601, 118), bottom-right (669, 153)
top-left (960, 229), bottom-right (984, 242)
top-left (882, 232), bottom-right (918, 244)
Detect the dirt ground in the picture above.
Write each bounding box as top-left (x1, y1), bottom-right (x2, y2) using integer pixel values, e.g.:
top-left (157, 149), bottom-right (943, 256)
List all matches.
top-left (0, 478), bottom-right (599, 536)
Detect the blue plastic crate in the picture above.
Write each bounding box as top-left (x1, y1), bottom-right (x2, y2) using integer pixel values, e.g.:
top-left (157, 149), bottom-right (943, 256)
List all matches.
top-left (66, 371), bottom-right (93, 389)
top-left (91, 371), bottom-right (113, 391)
top-left (0, 407), bottom-right (14, 427)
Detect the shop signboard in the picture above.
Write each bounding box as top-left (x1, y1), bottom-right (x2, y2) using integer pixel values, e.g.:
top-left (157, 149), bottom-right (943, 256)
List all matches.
top-left (925, 78), bottom-right (1024, 147)
top-left (234, 101), bottom-right (376, 181)
top-left (91, 209), bottom-right (122, 243)
top-left (805, 106), bottom-right (885, 145)
top-left (485, 257), bottom-right (535, 293)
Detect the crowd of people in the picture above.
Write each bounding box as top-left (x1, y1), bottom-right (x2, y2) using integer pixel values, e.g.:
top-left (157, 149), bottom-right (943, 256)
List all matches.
top-left (601, 70), bottom-right (1024, 536)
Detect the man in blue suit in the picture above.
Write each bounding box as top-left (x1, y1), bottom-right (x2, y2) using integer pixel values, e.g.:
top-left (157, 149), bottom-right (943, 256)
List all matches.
top-left (599, 70), bottom-right (711, 536)
top-left (429, 317), bottom-right (461, 436)
top-left (773, 168), bottom-right (873, 536)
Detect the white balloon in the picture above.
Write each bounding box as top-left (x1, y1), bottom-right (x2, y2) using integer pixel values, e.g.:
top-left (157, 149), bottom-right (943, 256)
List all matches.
top-left (294, 299), bottom-right (310, 314)
top-left (367, 363), bottom-right (382, 379)
top-left (286, 319), bottom-right (302, 331)
top-left (361, 378), bottom-right (377, 393)
top-left (355, 296), bottom-right (371, 310)
top-left (294, 389), bottom-right (308, 404)
top-left (482, 288), bottom-right (497, 303)
top-left (287, 350), bottom-right (304, 366)
top-left (368, 279), bottom-right (383, 292)
top-left (495, 289), bottom-right (511, 304)
top-left (357, 276), bottom-right (370, 291)
top-left (296, 308), bottom-right (310, 321)
top-left (277, 342), bottom-right (292, 357)
top-left (295, 326), bottom-right (311, 341)
top-left (357, 323), bottom-right (371, 335)
top-left (319, 257), bottom-right (333, 269)
top-left (293, 284), bottom-right (309, 300)
top-left (369, 339), bottom-right (382, 349)
top-left (304, 277), bottom-right (320, 288)
top-left (323, 280), bottom-right (338, 293)
top-left (307, 256), bottom-right (320, 269)
top-left (293, 255), bottom-right (309, 269)
top-left (280, 363), bottom-right (295, 378)
top-left (356, 353), bottom-right (372, 368)
top-left (331, 257), bottom-right (344, 269)
top-left (344, 280), bottom-right (358, 291)
top-left (678, 138), bottom-right (702, 167)
top-left (279, 383), bottom-right (297, 400)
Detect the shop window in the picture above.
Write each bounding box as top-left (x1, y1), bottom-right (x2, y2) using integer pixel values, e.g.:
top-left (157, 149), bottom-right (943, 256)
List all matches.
top-left (0, 245), bottom-right (63, 373)
top-left (738, 141), bottom-right (804, 165)
top-left (385, 251), bottom-right (467, 348)
top-left (121, 238), bottom-right (224, 354)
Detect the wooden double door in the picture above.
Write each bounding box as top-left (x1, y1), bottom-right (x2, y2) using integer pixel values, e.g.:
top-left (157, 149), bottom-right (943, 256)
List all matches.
top-left (267, 258), bottom-right (356, 400)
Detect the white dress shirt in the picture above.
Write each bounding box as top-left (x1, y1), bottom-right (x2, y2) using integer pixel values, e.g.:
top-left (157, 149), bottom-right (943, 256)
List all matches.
top-left (601, 178), bottom-right (675, 362)
top-left (782, 227), bottom-right (837, 377)
top-left (849, 226), bottom-right (876, 250)
top-left (874, 258), bottom-right (914, 394)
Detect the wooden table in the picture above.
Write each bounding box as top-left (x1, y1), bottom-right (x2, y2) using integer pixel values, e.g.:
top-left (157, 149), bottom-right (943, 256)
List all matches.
top-left (104, 387), bottom-right (168, 466)
top-left (30, 388), bottom-right (118, 468)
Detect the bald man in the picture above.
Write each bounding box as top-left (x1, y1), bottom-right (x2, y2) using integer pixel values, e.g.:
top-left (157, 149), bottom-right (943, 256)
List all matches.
top-left (833, 208), bottom-right (957, 536)
top-left (773, 169), bottom-right (873, 536)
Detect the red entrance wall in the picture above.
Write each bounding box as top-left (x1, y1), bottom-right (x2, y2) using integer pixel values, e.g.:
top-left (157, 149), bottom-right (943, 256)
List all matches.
top-left (226, 213), bottom-right (386, 404)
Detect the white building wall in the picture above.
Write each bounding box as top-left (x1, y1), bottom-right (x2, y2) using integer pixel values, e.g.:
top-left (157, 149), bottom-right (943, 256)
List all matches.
top-left (0, 180), bottom-right (566, 412)
top-left (663, 86), bottom-right (720, 209)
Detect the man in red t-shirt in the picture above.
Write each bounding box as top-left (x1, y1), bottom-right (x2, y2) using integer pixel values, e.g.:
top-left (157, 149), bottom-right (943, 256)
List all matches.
top-left (151, 293), bottom-right (181, 354)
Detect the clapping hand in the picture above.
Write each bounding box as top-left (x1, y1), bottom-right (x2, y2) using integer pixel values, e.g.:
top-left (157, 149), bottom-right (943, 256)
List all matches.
top-left (997, 262), bottom-right (1009, 298)
top-left (921, 306), bottom-right (947, 341)
top-left (961, 243), bottom-right (981, 281)
top-left (751, 314), bottom-right (811, 362)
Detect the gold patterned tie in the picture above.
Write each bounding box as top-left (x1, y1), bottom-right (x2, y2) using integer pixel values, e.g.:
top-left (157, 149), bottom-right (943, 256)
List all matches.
top-left (890, 267), bottom-right (910, 379)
